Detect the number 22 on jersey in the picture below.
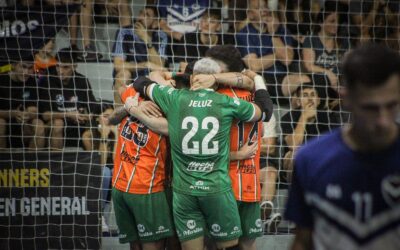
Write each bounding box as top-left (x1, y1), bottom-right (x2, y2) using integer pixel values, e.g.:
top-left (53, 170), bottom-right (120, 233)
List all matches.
top-left (182, 116), bottom-right (219, 155)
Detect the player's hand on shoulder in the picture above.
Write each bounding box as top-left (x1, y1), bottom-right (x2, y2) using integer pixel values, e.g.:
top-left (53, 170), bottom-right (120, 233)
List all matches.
top-left (139, 101), bottom-right (162, 117)
top-left (191, 74), bottom-right (216, 90)
top-left (125, 93), bottom-right (140, 114)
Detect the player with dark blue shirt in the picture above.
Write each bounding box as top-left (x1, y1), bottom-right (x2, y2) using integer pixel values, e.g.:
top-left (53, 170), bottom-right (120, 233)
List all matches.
top-left (285, 43), bottom-right (400, 250)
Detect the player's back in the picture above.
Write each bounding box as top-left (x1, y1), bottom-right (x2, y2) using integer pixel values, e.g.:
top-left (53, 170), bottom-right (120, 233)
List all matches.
top-left (112, 88), bottom-right (168, 195)
top-left (218, 87), bottom-right (262, 202)
top-left (150, 85), bottom-right (255, 196)
top-left (286, 128), bottom-right (400, 249)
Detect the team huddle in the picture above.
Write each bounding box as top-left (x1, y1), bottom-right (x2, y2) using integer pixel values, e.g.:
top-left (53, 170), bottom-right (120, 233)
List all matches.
top-left (108, 45), bottom-right (272, 250)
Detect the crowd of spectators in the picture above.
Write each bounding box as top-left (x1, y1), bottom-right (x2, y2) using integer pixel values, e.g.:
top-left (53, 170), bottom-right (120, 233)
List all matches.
top-left (1, 0), bottom-right (399, 233)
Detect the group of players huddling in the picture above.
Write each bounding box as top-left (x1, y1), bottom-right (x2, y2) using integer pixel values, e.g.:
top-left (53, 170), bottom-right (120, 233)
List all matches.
top-left (105, 45), bottom-right (273, 250)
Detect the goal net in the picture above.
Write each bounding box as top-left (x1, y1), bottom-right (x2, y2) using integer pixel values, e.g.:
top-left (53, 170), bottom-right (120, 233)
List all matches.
top-left (0, 0), bottom-right (398, 248)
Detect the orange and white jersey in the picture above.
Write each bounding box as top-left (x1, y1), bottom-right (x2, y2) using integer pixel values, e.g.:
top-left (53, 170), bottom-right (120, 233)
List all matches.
top-left (217, 87), bottom-right (262, 202)
top-left (112, 87), bottom-right (167, 194)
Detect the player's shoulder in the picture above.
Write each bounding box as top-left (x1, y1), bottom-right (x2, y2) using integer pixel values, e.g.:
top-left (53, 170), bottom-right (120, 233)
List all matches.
top-left (217, 87), bottom-right (252, 100)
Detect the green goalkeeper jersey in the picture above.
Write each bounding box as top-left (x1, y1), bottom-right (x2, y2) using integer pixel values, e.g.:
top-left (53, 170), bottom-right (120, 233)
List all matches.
top-left (149, 84), bottom-right (256, 196)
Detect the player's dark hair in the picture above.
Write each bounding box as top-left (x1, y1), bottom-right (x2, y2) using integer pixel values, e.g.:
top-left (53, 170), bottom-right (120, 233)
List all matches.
top-left (205, 45), bottom-right (245, 72)
top-left (341, 43), bottom-right (400, 91)
top-left (56, 48), bottom-right (78, 64)
top-left (172, 61), bottom-right (195, 89)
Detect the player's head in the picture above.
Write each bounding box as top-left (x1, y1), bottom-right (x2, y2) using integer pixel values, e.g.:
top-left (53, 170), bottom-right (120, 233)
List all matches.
top-left (205, 45), bottom-right (245, 73)
top-left (295, 83), bottom-right (320, 110)
top-left (341, 43), bottom-right (400, 146)
top-left (192, 58), bottom-right (221, 89)
top-left (56, 48), bottom-right (77, 82)
top-left (172, 61), bottom-right (196, 89)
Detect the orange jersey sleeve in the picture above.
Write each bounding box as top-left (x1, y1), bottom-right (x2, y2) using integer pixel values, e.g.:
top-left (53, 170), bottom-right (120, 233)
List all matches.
top-left (112, 87), bottom-right (167, 194)
top-left (218, 87), bottom-right (262, 202)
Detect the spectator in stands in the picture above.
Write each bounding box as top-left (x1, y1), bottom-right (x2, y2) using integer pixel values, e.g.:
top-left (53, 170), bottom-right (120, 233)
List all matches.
top-left (260, 113), bottom-right (282, 233)
top-left (40, 48), bottom-right (100, 150)
top-left (0, 55), bottom-right (45, 149)
top-left (69, 0), bottom-right (102, 62)
top-left (176, 10), bottom-right (231, 72)
top-left (236, 0), bottom-right (308, 106)
top-left (96, 0), bottom-right (132, 27)
top-left (370, 1), bottom-right (399, 49)
top-left (302, 1), bottom-right (350, 105)
top-left (156, 0), bottom-right (210, 67)
top-left (340, 0), bottom-right (379, 47)
top-left (280, 83), bottom-right (338, 181)
top-left (157, 0), bottom-right (210, 40)
top-left (112, 6), bottom-right (168, 104)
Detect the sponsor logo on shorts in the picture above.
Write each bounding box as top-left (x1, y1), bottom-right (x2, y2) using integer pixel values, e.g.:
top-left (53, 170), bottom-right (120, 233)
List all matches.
top-left (230, 226), bottom-right (241, 235)
top-left (156, 225), bottom-right (170, 234)
top-left (255, 219), bottom-right (262, 228)
top-left (137, 224), bottom-right (145, 233)
top-left (211, 224), bottom-right (221, 233)
top-left (119, 234), bottom-right (127, 239)
top-left (182, 220), bottom-right (203, 237)
top-left (249, 226), bottom-right (263, 234)
top-left (137, 224), bottom-right (154, 237)
top-left (210, 224), bottom-right (227, 237)
top-left (187, 220), bottom-right (196, 230)
top-left (186, 161), bottom-right (214, 172)
top-left (189, 180), bottom-right (210, 191)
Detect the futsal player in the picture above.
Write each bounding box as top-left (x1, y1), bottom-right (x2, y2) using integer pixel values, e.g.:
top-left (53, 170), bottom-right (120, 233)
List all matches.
top-left (285, 43), bottom-right (400, 250)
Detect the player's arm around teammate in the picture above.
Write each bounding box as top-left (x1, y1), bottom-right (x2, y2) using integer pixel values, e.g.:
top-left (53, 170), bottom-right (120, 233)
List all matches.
top-left (111, 86), bottom-right (177, 250)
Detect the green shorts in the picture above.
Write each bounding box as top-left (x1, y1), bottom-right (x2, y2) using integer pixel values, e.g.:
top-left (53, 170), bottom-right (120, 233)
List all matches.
top-left (173, 190), bottom-right (242, 242)
top-left (237, 201), bottom-right (263, 238)
top-left (112, 188), bottom-right (175, 244)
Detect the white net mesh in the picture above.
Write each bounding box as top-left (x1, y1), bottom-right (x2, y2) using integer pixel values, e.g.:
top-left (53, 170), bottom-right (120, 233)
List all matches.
top-left (1, 0), bottom-right (399, 248)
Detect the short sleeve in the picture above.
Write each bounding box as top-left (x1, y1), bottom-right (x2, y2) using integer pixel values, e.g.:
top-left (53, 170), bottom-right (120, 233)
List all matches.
top-left (112, 28), bottom-right (134, 59)
top-left (278, 26), bottom-right (294, 46)
top-left (149, 84), bottom-right (178, 115)
top-left (284, 155), bottom-right (313, 228)
top-left (227, 96), bottom-right (255, 122)
top-left (156, 30), bottom-right (168, 60)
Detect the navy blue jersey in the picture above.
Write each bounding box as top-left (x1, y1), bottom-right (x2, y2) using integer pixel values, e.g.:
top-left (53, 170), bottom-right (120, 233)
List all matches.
top-left (285, 128), bottom-right (400, 250)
